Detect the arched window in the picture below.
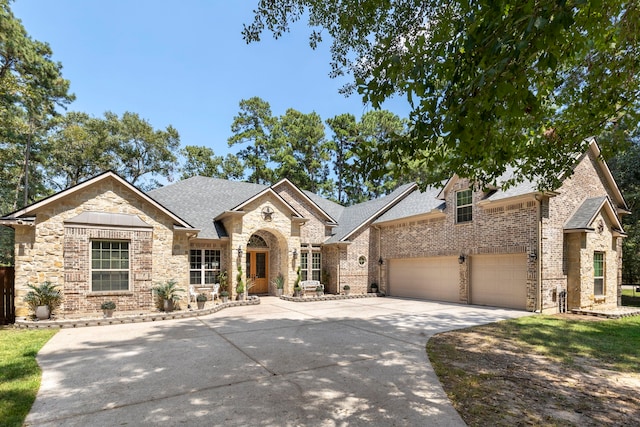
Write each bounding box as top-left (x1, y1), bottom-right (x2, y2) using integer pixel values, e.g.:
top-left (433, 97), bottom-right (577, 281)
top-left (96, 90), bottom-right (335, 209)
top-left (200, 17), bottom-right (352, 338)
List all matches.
top-left (248, 235), bottom-right (268, 248)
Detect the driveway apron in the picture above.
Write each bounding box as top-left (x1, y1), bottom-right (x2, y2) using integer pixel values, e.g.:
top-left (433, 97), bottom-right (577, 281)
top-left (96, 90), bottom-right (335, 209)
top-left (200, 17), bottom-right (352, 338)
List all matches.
top-left (25, 297), bottom-right (530, 426)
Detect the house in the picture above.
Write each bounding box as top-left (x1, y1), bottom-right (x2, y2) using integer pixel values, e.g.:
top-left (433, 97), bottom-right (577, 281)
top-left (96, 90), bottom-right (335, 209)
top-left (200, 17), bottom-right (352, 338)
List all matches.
top-left (0, 139), bottom-right (628, 317)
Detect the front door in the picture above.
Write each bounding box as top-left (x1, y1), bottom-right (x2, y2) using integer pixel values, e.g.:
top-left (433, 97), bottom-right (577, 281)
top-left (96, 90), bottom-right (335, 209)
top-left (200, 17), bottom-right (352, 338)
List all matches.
top-left (246, 251), bottom-right (268, 294)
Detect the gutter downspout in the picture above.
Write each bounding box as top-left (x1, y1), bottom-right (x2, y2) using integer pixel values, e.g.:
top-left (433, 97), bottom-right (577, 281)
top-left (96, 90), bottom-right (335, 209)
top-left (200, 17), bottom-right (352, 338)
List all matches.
top-left (535, 194), bottom-right (543, 313)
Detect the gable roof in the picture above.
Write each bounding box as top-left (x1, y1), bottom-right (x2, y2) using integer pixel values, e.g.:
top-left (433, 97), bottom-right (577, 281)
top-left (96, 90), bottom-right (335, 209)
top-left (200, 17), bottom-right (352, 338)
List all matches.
top-left (0, 171), bottom-right (193, 230)
top-left (564, 196), bottom-right (624, 234)
top-left (586, 138), bottom-right (628, 212)
top-left (326, 183), bottom-right (416, 243)
top-left (374, 185), bottom-right (445, 224)
top-left (147, 176), bottom-right (268, 239)
top-left (271, 179), bottom-right (339, 224)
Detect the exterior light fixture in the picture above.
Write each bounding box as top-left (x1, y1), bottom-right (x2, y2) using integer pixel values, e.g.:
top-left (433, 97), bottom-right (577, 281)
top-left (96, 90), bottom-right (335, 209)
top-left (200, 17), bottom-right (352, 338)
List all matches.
top-left (237, 246), bottom-right (243, 258)
top-left (528, 250), bottom-right (537, 261)
top-left (378, 256), bottom-right (384, 265)
top-left (293, 248), bottom-right (297, 257)
top-left (458, 254), bottom-right (466, 264)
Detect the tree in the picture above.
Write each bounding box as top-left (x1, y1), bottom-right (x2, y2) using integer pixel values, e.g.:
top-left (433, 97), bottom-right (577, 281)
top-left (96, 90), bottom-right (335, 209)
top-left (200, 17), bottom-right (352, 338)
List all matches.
top-left (45, 112), bottom-right (113, 190)
top-left (326, 113), bottom-right (358, 204)
top-left (606, 119), bottom-right (640, 284)
top-left (228, 97), bottom-right (276, 184)
top-left (271, 108), bottom-right (332, 194)
top-left (244, 0), bottom-right (640, 191)
top-left (356, 110), bottom-right (407, 199)
top-left (0, 0), bottom-right (74, 210)
top-left (104, 111), bottom-right (180, 190)
top-left (180, 145), bottom-right (244, 180)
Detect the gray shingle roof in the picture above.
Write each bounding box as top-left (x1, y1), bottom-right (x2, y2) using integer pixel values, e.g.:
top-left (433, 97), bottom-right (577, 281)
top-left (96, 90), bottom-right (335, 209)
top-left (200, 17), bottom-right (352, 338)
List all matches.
top-left (303, 190), bottom-right (344, 223)
top-left (326, 183), bottom-right (416, 243)
top-left (147, 177), bottom-right (267, 239)
top-left (564, 197), bottom-right (607, 230)
top-left (374, 186), bottom-right (444, 223)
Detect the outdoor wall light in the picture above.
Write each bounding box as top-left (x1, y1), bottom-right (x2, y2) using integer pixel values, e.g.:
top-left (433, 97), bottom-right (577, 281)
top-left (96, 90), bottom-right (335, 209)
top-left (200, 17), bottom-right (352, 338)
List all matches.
top-left (458, 254), bottom-right (466, 264)
top-left (378, 256), bottom-right (384, 265)
top-left (237, 246), bottom-right (243, 258)
top-left (528, 250), bottom-right (537, 261)
top-left (293, 248), bottom-right (298, 257)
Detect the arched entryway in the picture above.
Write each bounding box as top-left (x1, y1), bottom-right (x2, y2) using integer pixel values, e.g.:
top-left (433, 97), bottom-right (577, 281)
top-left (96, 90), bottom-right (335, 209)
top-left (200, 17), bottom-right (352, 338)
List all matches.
top-left (245, 230), bottom-right (290, 295)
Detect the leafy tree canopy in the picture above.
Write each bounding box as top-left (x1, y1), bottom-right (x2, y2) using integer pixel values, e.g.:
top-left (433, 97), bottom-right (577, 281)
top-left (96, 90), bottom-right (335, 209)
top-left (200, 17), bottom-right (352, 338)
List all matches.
top-left (244, 0), bottom-right (640, 190)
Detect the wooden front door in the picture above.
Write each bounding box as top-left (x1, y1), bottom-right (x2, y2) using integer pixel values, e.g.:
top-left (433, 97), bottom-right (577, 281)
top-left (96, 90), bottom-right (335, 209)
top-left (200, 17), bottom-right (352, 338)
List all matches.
top-left (246, 251), bottom-right (268, 294)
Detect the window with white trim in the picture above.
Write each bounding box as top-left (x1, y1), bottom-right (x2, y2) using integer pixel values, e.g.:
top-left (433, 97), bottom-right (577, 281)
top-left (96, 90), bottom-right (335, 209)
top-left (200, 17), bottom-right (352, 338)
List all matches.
top-left (312, 252), bottom-right (321, 281)
top-left (456, 189), bottom-right (473, 223)
top-left (91, 240), bottom-right (130, 291)
top-left (300, 252), bottom-right (308, 281)
top-left (190, 249), bottom-right (221, 285)
top-left (594, 252), bottom-right (605, 296)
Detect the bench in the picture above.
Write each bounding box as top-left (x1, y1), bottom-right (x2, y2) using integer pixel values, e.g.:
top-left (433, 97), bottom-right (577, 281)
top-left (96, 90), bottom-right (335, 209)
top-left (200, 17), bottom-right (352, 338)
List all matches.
top-left (300, 280), bottom-right (323, 296)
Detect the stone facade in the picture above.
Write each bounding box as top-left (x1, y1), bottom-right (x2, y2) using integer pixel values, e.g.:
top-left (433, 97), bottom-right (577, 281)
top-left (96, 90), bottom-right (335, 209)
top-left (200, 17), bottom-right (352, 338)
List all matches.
top-left (4, 143), bottom-right (627, 316)
top-left (11, 176), bottom-right (190, 317)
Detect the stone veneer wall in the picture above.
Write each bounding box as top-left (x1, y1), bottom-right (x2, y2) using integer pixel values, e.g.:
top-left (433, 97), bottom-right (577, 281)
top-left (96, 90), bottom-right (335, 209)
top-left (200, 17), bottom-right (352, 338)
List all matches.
top-left (378, 177), bottom-right (540, 311)
top-left (223, 195), bottom-right (299, 298)
top-left (12, 178), bottom-right (189, 317)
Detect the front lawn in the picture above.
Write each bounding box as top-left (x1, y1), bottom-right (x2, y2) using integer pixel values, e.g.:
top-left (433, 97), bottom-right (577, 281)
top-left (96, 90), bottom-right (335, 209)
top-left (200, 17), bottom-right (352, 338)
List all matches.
top-left (0, 327), bottom-right (57, 427)
top-left (428, 315), bottom-right (640, 426)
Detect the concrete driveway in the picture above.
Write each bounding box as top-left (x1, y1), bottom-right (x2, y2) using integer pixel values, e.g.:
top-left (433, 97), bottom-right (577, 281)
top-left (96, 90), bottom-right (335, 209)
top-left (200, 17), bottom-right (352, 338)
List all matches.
top-left (26, 297), bottom-right (529, 426)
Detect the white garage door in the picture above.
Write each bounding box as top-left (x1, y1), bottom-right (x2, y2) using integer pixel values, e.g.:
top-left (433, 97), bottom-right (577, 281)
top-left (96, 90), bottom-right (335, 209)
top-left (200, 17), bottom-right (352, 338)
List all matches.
top-left (388, 257), bottom-right (459, 302)
top-left (471, 254), bottom-right (528, 310)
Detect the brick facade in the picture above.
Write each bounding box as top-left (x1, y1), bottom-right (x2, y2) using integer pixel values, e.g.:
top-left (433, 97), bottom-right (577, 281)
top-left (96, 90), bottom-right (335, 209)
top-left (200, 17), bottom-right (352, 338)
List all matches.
top-left (6, 143), bottom-right (627, 316)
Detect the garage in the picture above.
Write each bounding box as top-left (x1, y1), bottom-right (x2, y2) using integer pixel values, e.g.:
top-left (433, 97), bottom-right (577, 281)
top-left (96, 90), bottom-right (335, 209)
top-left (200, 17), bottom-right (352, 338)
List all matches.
top-left (471, 253), bottom-right (528, 310)
top-left (388, 256), bottom-right (460, 302)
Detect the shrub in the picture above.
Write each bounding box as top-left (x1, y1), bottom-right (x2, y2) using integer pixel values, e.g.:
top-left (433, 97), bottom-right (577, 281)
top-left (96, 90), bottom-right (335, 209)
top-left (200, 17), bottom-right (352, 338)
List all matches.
top-left (23, 282), bottom-right (62, 315)
top-left (100, 301), bottom-right (116, 310)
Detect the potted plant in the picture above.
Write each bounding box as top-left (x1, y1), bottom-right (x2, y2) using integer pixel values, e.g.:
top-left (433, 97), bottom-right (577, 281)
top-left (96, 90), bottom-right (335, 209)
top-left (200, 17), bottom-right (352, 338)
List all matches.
top-left (236, 264), bottom-right (245, 301)
top-left (196, 293), bottom-right (207, 309)
top-left (218, 271), bottom-right (229, 302)
top-left (315, 285), bottom-right (323, 297)
top-left (371, 282), bottom-right (379, 293)
top-left (293, 266), bottom-right (301, 297)
top-left (220, 290), bottom-right (229, 303)
top-left (343, 284), bottom-right (351, 296)
top-left (273, 273), bottom-right (285, 297)
top-left (23, 281), bottom-right (62, 320)
top-left (152, 279), bottom-right (184, 312)
top-left (101, 301), bottom-right (116, 318)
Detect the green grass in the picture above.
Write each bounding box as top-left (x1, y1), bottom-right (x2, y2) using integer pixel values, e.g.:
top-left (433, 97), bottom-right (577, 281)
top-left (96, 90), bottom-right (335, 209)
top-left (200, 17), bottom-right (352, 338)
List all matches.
top-left (0, 328), bottom-right (57, 427)
top-left (493, 315), bottom-right (640, 371)
top-left (622, 288), bottom-right (640, 307)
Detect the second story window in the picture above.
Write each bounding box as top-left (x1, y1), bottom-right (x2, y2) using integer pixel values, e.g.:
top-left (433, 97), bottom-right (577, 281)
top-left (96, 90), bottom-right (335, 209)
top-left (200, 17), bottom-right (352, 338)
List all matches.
top-left (456, 189), bottom-right (473, 223)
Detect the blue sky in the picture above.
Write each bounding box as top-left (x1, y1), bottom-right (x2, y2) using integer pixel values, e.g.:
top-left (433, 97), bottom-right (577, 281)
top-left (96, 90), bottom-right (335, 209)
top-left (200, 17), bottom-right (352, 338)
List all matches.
top-left (12, 0), bottom-right (410, 158)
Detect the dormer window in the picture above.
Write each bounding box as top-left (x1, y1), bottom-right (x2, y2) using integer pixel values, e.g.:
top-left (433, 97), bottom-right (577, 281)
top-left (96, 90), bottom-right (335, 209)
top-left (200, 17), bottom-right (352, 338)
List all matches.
top-left (456, 189), bottom-right (473, 223)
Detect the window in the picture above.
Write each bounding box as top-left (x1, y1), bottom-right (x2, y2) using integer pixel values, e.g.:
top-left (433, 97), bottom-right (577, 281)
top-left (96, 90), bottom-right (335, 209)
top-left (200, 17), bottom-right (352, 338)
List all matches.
top-left (190, 249), bottom-right (221, 286)
top-left (312, 252), bottom-right (321, 281)
top-left (299, 245), bottom-right (321, 281)
top-left (300, 252), bottom-right (308, 281)
top-left (91, 240), bottom-right (129, 291)
top-left (456, 189), bottom-right (473, 223)
top-left (594, 252), bottom-right (605, 295)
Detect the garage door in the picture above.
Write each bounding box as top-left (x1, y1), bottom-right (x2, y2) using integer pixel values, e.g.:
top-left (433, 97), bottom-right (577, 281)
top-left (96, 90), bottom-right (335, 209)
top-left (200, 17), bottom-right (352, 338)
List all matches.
top-left (471, 254), bottom-right (527, 310)
top-left (388, 257), bottom-right (459, 302)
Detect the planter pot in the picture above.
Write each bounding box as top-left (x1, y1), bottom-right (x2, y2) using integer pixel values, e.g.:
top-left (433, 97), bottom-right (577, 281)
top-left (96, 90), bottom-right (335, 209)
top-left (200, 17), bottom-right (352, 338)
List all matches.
top-left (276, 288), bottom-right (283, 297)
top-left (197, 301), bottom-right (205, 310)
top-left (238, 294), bottom-right (245, 301)
top-left (294, 290), bottom-right (301, 298)
top-left (103, 309), bottom-right (114, 318)
top-left (371, 286), bottom-right (378, 294)
top-left (344, 289), bottom-right (351, 296)
top-left (35, 305), bottom-right (50, 320)
top-left (221, 296), bottom-right (229, 303)
top-left (163, 299), bottom-right (174, 312)
top-left (316, 292), bottom-right (323, 297)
